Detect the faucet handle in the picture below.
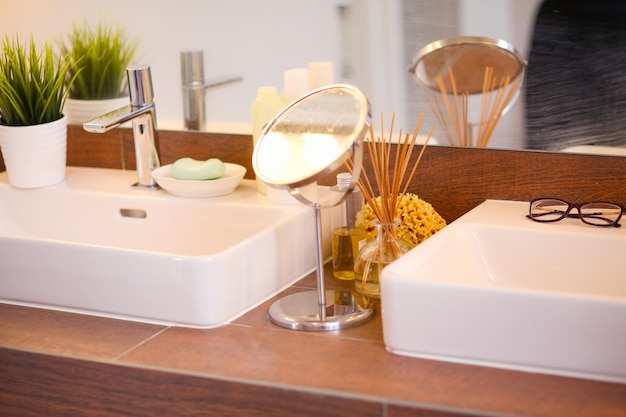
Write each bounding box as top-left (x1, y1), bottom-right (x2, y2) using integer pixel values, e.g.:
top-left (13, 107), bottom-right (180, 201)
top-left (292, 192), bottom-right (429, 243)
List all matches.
top-left (180, 50), bottom-right (243, 90)
top-left (127, 64), bottom-right (154, 107)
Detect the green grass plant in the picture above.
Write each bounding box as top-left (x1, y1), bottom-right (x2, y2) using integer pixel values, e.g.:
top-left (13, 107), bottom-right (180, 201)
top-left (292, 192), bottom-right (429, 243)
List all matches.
top-left (0, 35), bottom-right (75, 126)
top-left (60, 19), bottom-right (139, 100)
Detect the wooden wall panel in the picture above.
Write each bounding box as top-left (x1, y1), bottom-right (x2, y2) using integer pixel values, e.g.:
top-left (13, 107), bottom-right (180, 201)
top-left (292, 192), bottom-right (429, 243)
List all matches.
top-left (1, 125), bottom-right (624, 222)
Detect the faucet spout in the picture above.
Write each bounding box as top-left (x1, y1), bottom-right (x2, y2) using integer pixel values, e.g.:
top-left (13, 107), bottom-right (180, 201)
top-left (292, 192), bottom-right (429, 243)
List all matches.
top-left (83, 104), bottom-right (153, 133)
top-left (83, 65), bottom-right (161, 189)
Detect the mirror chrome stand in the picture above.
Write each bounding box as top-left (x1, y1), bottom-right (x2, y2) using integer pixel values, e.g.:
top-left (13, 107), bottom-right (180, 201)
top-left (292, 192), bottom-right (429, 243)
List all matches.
top-left (268, 203), bottom-right (374, 331)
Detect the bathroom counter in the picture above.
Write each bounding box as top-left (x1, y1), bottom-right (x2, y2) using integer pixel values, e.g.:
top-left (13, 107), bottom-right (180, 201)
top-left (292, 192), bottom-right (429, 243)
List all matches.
top-left (1, 263), bottom-right (624, 417)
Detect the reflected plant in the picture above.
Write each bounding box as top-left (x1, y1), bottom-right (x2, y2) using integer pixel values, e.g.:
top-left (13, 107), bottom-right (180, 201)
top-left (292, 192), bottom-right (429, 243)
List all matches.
top-left (60, 19), bottom-right (139, 100)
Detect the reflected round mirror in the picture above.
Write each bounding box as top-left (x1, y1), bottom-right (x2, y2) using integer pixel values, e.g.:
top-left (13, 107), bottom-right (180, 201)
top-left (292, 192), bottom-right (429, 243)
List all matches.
top-left (409, 36), bottom-right (526, 95)
top-left (409, 36), bottom-right (527, 147)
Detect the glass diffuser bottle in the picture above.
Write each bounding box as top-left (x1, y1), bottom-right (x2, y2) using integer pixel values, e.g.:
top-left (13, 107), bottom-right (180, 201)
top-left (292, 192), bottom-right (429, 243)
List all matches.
top-left (354, 219), bottom-right (412, 299)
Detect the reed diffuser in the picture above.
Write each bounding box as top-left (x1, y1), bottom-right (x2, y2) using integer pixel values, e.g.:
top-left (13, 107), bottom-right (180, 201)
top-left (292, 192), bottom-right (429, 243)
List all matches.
top-left (426, 66), bottom-right (520, 147)
top-left (348, 113), bottom-right (434, 298)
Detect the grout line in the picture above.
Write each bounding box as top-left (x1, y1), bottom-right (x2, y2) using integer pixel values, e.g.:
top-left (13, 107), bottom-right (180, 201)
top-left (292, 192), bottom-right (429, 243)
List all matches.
top-left (112, 326), bottom-right (170, 361)
top-left (119, 130), bottom-right (126, 170)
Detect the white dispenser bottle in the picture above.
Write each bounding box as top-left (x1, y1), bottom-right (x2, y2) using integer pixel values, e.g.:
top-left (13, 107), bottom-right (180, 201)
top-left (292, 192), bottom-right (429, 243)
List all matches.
top-left (251, 86), bottom-right (284, 194)
top-left (262, 67), bottom-right (312, 204)
top-left (283, 68), bottom-right (309, 103)
top-left (308, 61), bottom-right (334, 90)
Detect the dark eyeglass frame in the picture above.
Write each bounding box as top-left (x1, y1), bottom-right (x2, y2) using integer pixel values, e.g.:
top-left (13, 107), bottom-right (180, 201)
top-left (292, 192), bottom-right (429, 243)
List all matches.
top-left (527, 198), bottom-right (624, 228)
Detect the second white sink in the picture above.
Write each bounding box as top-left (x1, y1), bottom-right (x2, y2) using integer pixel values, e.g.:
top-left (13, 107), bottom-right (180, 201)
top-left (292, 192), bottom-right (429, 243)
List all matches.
top-left (381, 200), bottom-right (626, 383)
top-left (0, 167), bottom-right (317, 327)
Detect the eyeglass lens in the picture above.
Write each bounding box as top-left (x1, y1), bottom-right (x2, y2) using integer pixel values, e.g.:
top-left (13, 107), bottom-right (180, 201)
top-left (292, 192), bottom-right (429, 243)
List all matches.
top-left (529, 199), bottom-right (622, 226)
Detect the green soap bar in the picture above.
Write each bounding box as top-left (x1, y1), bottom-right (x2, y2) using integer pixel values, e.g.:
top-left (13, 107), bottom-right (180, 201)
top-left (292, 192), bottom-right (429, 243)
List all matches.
top-left (170, 157), bottom-right (226, 180)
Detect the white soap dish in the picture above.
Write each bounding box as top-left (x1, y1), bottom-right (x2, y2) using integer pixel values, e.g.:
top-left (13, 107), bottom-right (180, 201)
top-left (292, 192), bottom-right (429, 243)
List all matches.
top-left (151, 163), bottom-right (246, 197)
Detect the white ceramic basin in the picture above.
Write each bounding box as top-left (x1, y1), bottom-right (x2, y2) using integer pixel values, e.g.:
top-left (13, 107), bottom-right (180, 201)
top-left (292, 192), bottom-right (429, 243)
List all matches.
top-left (0, 167), bottom-right (317, 327)
top-left (381, 200), bottom-right (626, 383)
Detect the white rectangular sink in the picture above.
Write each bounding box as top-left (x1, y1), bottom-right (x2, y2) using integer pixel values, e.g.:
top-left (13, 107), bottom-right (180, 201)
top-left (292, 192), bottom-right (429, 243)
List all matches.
top-left (381, 200), bottom-right (626, 383)
top-left (0, 167), bottom-right (317, 328)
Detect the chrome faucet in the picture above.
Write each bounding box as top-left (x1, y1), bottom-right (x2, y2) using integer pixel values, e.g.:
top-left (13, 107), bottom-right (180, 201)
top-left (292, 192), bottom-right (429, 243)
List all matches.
top-left (181, 50), bottom-right (243, 130)
top-left (84, 65), bottom-right (160, 189)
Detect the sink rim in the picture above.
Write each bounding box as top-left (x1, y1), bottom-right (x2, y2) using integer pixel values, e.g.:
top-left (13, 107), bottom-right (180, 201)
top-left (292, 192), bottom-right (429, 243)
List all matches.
top-left (0, 166), bottom-right (307, 256)
top-left (387, 220), bottom-right (626, 302)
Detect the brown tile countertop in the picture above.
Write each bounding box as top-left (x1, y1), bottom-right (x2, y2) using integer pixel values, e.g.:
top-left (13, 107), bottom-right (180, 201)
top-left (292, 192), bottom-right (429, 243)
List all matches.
top-left (1, 264), bottom-right (625, 417)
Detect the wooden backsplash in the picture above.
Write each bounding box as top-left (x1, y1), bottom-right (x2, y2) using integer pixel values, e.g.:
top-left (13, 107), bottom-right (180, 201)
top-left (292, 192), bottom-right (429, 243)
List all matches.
top-left (2, 125), bottom-right (624, 222)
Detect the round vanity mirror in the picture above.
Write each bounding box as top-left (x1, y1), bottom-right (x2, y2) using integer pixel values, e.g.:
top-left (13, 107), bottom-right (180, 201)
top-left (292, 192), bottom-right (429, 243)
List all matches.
top-left (409, 36), bottom-right (526, 95)
top-left (253, 84), bottom-right (370, 201)
top-left (253, 84), bottom-right (374, 331)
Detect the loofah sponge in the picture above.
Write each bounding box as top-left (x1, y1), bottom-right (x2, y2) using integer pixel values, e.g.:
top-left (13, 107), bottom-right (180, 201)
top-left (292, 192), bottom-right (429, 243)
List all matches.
top-left (355, 193), bottom-right (446, 247)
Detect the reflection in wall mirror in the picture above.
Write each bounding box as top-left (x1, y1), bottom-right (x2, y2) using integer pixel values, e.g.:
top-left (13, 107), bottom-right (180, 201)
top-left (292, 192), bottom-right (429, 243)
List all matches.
top-left (410, 36), bottom-right (526, 95)
top-left (1, 0), bottom-right (624, 156)
top-left (525, 0), bottom-right (626, 153)
top-left (408, 36), bottom-right (526, 147)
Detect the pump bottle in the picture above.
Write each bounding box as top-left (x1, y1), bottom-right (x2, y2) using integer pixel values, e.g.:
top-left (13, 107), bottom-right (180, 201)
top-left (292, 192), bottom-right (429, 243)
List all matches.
top-left (330, 172), bottom-right (366, 280)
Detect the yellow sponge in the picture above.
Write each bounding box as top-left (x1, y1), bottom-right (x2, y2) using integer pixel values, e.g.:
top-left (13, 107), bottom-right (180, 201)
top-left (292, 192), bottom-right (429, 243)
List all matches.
top-left (355, 193), bottom-right (446, 247)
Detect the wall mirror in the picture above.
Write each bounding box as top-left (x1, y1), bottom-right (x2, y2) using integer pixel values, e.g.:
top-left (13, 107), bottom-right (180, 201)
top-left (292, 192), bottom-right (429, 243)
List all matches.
top-left (1, 0), bottom-right (624, 156)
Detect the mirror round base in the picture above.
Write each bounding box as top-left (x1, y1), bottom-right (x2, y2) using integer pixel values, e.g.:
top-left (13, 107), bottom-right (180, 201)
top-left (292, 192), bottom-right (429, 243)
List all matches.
top-left (268, 290), bottom-right (375, 331)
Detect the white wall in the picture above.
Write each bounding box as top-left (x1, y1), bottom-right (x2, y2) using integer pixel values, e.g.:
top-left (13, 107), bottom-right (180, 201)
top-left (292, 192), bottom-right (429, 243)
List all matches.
top-left (0, 0), bottom-right (545, 146)
top-left (458, 0), bottom-right (544, 149)
top-left (459, 0), bottom-right (543, 56)
top-left (341, 0), bottom-right (408, 127)
top-left (0, 0), bottom-right (341, 131)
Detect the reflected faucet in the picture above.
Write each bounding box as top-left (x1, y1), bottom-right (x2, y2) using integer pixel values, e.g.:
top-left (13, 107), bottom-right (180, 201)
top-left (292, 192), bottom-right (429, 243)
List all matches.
top-left (181, 50), bottom-right (243, 130)
top-left (84, 65), bottom-right (160, 189)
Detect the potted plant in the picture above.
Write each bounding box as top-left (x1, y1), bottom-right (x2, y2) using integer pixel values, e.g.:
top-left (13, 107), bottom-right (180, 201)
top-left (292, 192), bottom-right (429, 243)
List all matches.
top-left (0, 34), bottom-right (76, 189)
top-left (60, 19), bottom-right (139, 124)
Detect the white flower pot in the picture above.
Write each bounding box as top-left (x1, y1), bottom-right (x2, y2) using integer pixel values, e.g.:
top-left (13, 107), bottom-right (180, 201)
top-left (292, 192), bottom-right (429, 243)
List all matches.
top-left (0, 116), bottom-right (67, 189)
top-left (63, 96), bottom-right (130, 125)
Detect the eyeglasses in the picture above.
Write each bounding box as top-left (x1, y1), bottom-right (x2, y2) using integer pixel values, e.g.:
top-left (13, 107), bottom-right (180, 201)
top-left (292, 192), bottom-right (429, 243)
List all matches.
top-left (527, 198), bottom-right (624, 228)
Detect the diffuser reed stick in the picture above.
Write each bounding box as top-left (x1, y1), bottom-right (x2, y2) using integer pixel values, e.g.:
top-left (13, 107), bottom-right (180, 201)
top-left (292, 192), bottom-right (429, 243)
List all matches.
top-left (425, 66), bottom-right (519, 147)
top-left (349, 113), bottom-right (432, 225)
top-left (347, 113), bottom-right (434, 293)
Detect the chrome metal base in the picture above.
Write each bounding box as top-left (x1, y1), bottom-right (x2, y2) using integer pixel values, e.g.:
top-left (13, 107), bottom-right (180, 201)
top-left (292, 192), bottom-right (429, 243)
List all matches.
top-left (268, 289), bottom-right (375, 331)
